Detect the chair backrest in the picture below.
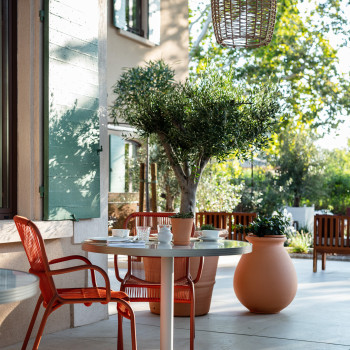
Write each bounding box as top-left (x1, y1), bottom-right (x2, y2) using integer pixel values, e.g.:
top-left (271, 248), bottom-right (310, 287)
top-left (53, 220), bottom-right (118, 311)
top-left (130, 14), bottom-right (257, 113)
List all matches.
top-left (314, 214), bottom-right (350, 248)
top-left (122, 212), bottom-right (196, 281)
top-left (195, 211), bottom-right (257, 240)
top-left (14, 215), bottom-right (56, 304)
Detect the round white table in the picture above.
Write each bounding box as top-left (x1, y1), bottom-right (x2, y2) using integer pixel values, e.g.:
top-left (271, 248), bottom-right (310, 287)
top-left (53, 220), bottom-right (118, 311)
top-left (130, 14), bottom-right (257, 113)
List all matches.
top-left (0, 268), bottom-right (39, 304)
top-left (82, 239), bottom-right (251, 350)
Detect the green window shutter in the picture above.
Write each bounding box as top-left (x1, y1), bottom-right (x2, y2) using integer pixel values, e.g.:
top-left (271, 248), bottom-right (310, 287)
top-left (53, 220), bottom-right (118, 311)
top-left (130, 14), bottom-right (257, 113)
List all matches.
top-left (43, 0), bottom-right (100, 220)
top-left (148, 0), bottom-right (160, 45)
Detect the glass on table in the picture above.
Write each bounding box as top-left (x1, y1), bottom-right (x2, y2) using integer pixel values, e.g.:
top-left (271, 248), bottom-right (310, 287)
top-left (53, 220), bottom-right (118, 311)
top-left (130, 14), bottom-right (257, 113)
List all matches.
top-left (136, 226), bottom-right (151, 241)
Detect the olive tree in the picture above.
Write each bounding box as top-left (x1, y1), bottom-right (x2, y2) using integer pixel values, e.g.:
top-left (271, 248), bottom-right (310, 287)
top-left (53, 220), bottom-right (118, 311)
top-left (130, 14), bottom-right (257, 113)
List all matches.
top-left (111, 60), bottom-right (281, 213)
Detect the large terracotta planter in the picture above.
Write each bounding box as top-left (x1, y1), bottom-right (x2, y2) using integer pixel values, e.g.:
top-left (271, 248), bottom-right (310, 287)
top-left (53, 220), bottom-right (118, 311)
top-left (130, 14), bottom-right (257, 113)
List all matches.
top-left (145, 256), bottom-right (219, 316)
top-left (233, 235), bottom-right (297, 314)
top-left (170, 217), bottom-right (193, 245)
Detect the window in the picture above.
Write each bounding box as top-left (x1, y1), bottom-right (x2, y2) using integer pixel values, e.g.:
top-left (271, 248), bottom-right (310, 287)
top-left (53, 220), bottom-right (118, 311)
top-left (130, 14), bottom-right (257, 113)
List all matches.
top-left (113, 0), bottom-right (160, 45)
top-left (0, 0), bottom-right (17, 220)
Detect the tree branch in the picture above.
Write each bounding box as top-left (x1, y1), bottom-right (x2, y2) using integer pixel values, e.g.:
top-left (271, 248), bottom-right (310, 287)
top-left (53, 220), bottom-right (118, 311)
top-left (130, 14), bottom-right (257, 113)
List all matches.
top-left (158, 133), bottom-right (186, 187)
top-left (189, 5), bottom-right (210, 32)
top-left (189, 9), bottom-right (212, 59)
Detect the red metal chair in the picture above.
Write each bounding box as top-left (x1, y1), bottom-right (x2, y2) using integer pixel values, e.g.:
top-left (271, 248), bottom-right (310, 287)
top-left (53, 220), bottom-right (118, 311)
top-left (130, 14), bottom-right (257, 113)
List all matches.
top-left (114, 212), bottom-right (203, 350)
top-left (14, 215), bottom-right (137, 350)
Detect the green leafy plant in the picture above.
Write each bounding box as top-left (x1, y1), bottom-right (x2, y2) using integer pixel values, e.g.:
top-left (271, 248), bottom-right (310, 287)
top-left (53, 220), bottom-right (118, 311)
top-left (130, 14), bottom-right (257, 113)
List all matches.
top-left (169, 212), bottom-right (194, 219)
top-left (288, 231), bottom-right (313, 253)
top-left (239, 211), bottom-right (291, 237)
top-left (200, 224), bottom-right (216, 230)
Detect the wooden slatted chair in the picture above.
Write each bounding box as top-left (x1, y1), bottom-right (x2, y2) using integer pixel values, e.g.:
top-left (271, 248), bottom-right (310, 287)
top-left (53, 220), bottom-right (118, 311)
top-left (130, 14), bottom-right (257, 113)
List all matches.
top-left (114, 212), bottom-right (203, 350)
top-left (313, 214), bottom-right (350, 272)
top-left (14, 215), bottom-right (137, 350)
top-left (195, 211), bottom-right (257, 240)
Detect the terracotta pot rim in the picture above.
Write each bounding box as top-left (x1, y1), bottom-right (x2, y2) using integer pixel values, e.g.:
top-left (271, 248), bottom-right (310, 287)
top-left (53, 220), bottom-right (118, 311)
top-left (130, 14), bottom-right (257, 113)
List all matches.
top-left (247, 234), bottom-right (286, 238)
top-left (170, 217), bottom-right (194, 220)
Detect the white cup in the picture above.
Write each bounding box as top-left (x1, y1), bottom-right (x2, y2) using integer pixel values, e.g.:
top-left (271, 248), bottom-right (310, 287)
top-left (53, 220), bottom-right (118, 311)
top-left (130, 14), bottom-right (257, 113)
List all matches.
top-left (201, 230), bottom-right (220, 239)
top-left (112, 229), bottom-right (130, 238)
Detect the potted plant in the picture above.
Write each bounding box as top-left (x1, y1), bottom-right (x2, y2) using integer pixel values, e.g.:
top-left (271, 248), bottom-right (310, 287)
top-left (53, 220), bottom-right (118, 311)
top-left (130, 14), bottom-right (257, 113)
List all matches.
top-left (169, 211), bottom-right (194, 245)
top-left (233, 211), bottom-right (298, 313)
top-left (111, 60), bottom-right (280, 217)
top-left (111, 59), bottom-right (281, 315)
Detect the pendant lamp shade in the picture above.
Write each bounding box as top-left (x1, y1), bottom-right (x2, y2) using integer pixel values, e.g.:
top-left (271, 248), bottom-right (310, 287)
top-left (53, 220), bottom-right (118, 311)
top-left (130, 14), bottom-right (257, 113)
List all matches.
top-left (211, 0), bottom-right (277, 48)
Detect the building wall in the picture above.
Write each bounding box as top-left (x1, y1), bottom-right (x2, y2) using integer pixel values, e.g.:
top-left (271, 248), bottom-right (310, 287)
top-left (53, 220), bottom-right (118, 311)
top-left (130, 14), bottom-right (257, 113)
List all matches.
top-left (106, 0), bottom-right (189, 109)
top-left (0, 0), bottom-right (189, 346)
top-left (0, 0), bottom-right (109, 347)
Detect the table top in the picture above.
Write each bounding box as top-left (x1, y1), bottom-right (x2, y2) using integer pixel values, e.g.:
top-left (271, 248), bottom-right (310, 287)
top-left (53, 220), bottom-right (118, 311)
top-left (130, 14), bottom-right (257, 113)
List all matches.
top-left (82, 238), bottom-right (252, 257)
top-left (0, 268), bottom-right (39, 304)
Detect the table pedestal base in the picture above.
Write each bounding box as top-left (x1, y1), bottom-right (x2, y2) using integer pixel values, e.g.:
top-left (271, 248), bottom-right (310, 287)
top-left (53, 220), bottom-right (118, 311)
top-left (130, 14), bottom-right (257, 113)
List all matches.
top-left (160, 257), bottom-right (174, 350)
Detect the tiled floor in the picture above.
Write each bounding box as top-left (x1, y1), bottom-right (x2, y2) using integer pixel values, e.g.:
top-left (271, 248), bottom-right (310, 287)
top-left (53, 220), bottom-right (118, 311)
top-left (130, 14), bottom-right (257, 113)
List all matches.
top-left (3, 256), bottom-right (350, 350)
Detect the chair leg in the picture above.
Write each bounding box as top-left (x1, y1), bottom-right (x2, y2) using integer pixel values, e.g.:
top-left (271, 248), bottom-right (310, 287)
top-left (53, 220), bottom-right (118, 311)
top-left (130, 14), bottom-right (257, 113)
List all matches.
top-left (313, 249), bottom-right (317, 273)
top-left (117, 300), bottom-right (137, 350)
top-left (31, 299), bottom-right (55, 350)
top-left (190, 287), bottom-right (195, 350)
top-left (129, 309), bottom-right (137, 350)
top-left (117, 312), bottom-right (124, 350)
top-left (22, 295), bottom-right (43, 350)
top-left (322, 253), bottom-right (327, 270)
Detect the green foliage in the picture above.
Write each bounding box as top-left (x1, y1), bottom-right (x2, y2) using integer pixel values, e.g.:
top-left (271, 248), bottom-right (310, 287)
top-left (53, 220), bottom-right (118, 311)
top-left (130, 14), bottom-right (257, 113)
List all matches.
top-left (196, 159), bottom-right (243, 212)
top-left (244, 211), bottom-right (291, 237)
top-left (287, 231), bottom-right (313, 253)
top-left (200, 224), bottom-right (216, 230)
top-left (111, 60), bottom-right (281, 213)
top-left (268, 124), bottom-right (324, 207)
top-left (190, 0), bottom-right (350, 130)
top-left (170, 212), bottom-right (194, 219)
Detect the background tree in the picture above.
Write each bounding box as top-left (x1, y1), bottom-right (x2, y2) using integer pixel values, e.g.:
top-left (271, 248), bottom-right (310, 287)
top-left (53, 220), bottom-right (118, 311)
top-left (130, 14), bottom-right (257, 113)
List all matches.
top-left (267, 124), bottom-right (324, 207)
top-left (318, 143), bottom-right (350, 213)
top-left (189, 0), bottom-right (350, 130)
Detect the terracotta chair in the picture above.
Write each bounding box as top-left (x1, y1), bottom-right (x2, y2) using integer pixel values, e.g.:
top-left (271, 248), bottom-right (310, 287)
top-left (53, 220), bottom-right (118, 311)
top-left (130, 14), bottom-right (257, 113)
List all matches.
top-left (13, 215), bottom-right (137, 350)
top-left (114, 212), bottom-right (203, 350)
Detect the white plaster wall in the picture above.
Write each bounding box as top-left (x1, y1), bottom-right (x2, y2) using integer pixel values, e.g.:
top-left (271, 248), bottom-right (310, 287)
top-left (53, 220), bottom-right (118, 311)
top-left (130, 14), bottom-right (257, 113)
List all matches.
top-left (0, 0), bottom-right (109, 346)
top-left (286, 206), bottom-right (315, 233)
top-left (106, 0), bottom-right (189, 110)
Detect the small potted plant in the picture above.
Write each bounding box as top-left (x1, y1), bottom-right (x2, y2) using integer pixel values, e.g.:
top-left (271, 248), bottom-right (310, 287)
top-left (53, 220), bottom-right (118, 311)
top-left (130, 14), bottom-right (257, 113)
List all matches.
top-left (233, 211), bottom-right (298, 314)
top-left (199, 224), bottom-right (224, 240)
top-left (169, 211), bottom-right (194, 245)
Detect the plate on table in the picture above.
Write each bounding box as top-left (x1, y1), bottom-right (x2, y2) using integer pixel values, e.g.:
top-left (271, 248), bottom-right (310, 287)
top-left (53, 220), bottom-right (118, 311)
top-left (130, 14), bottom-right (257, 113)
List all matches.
top-left (200, 237), bottom-right (222, 242)
top-left (88, 237), bottom-right (108, 243)
top-left (108, 236), bottom-right (134, 242)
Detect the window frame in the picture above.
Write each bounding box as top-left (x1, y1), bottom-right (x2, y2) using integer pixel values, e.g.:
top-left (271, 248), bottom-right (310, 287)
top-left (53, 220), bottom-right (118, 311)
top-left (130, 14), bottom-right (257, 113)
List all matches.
top-left (0, 0), bottom-right (17, 220)
top-left (113, 0), bottom-right (160, 45)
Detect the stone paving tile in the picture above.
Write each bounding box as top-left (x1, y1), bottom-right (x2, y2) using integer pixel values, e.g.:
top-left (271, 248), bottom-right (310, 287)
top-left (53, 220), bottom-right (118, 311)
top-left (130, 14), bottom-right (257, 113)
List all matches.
top-left (2, 257), bottom-right (350, 350)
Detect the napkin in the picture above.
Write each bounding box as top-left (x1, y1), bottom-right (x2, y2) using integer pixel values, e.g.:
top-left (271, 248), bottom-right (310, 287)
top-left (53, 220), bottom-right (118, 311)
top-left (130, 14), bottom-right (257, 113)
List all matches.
top-left (107, 241), bottom-right (146, 247)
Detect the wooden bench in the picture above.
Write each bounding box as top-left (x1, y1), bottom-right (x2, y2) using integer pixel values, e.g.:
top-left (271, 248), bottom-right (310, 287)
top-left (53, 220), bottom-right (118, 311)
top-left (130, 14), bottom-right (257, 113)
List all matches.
top-left (195, 211), bottom-right (257, 240)
top-left (313, 215), bottom-right (350, 272)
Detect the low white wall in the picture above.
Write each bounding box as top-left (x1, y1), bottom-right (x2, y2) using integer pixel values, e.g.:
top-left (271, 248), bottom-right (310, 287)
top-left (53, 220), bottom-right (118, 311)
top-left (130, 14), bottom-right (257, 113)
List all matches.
top-left (285, 206), bottom-right (315, 233)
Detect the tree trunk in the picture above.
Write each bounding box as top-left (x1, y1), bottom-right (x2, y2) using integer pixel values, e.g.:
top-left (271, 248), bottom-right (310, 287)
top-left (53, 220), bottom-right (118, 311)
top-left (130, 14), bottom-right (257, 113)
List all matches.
top-left (293, 196), bottom-right (301, 207)
top-left (179, 182), bottom-right (197, 214)
top-left (165, 184), bottom-right (174, 212)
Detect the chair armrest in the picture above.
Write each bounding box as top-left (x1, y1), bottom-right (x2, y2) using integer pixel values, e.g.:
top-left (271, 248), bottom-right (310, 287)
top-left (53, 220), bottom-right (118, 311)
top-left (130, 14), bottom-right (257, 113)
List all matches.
top-left (49, 255), bottom-right (92, 266)
top-left (192, 257), bottom-right (204, 284)
top-left (49, 264), bottom-right (111, 301)
top-left (49, 255), bottom-right (97, 287)
top-left (114, 255), bottom-right (125, 283)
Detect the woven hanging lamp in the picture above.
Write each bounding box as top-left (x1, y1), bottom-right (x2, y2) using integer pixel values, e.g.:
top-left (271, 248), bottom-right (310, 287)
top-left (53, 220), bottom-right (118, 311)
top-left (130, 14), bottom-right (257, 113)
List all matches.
top-left (211, 0), bottom-right (277, 48)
